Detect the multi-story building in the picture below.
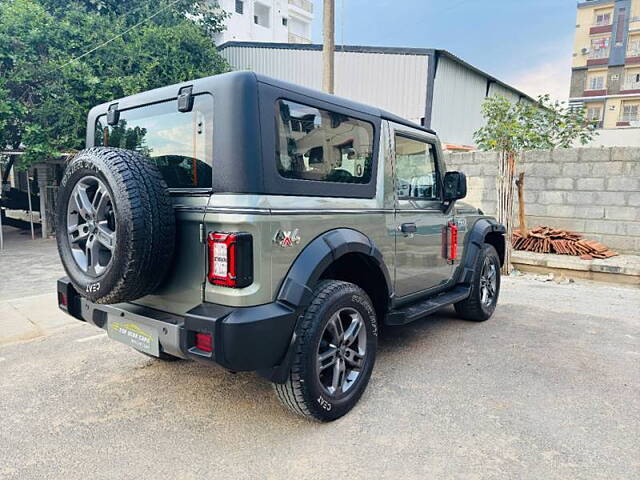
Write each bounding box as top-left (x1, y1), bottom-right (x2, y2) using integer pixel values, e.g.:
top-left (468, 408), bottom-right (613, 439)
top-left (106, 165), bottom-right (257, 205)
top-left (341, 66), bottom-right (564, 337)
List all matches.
top-left (570, 0), bottom-right (640, 136)
top-left (213, 0), bottom-right (313, 45)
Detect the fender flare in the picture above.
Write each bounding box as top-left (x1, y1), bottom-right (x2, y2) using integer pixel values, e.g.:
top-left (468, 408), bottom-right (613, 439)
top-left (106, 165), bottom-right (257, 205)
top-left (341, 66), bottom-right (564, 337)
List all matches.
top-left (262, 228), bottom-right (392, 384)
top-left (276, 228), bottom-right (393, 309)
top-left (457, 218), bottom-right (506, 284)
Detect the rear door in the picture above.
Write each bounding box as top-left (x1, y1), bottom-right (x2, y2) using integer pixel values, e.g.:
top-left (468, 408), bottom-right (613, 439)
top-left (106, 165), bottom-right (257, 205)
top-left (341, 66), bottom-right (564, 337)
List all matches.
top-left (392, 126), bottom-right (451, 298)
top-left (93, 93), bottom-right (213, 314)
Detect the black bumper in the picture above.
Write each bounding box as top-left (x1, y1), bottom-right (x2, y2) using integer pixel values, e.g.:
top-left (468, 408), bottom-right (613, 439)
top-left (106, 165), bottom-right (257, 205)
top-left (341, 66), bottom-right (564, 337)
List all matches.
top-left (57, 278), bottom-right (298, 380)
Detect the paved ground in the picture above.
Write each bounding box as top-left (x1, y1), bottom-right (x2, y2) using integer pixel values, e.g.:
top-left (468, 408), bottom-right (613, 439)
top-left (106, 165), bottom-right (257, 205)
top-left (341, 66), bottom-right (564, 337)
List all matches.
top-left (1, 226), bottom-right (639, 479)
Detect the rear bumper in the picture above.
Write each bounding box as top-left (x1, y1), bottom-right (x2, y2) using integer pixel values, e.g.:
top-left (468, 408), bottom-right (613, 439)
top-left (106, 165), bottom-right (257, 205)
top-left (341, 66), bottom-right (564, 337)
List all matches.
top-left (57, 278), bottom-right (298, 375)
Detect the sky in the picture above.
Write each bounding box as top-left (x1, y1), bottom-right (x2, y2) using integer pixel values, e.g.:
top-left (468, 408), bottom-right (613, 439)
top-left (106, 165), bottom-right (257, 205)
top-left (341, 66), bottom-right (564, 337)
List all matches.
top-left (310, 0), bottom-right (578, 102)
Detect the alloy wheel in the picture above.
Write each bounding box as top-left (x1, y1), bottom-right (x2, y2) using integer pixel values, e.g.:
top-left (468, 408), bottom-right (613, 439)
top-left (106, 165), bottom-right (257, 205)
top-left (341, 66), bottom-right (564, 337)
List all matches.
top-left (479, 257), bottom-right (497, 307)
top-left (66, 176), bottom-right (116, 277)
top-left (317, 307), bottom-right (367, 396)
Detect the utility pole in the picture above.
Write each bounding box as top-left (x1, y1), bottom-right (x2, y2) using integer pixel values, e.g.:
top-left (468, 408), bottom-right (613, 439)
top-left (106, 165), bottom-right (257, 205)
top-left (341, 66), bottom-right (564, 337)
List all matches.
top-left (322, 0), bottom-right (335, 94)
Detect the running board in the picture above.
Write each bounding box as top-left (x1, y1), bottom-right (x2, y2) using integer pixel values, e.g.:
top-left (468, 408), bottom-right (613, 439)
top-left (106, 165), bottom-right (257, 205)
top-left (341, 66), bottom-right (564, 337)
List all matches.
top-left (384, 285), bottom-right (471, 326)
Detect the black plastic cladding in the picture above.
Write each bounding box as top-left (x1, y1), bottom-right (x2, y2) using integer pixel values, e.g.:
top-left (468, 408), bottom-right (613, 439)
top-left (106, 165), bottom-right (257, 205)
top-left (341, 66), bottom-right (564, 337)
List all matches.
top-left (85, 71), bottom-right (433, 198)
top-left (457, 218), bottom-right (506, 284)
top-left (276, 228), bottom-right (392, 308)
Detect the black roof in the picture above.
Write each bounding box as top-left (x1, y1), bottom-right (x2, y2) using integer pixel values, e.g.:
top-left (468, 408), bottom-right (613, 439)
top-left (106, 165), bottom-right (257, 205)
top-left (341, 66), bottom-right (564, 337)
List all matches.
top-left (218, 41), bottom-right (537, 104)
top-left (253, 72), bottom-right (436, 135)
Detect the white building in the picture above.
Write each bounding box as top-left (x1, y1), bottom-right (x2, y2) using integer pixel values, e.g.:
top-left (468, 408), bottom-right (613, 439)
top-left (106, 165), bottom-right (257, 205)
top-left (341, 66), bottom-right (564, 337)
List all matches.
top-left (213, 0), bottom-right (313, 45)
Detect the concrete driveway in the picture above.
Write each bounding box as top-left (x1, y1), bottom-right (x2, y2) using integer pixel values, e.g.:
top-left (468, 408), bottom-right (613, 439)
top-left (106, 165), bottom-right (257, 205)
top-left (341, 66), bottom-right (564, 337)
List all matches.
top-left (0, 229), bottom-right (639, 479)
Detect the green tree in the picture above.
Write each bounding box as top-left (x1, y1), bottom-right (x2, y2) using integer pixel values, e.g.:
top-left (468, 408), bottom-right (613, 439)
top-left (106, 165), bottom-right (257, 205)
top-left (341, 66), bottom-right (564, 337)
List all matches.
top-left (473, 95), bottom-right (597, 272)
top-left (0, 0), bottom-right (229, 169)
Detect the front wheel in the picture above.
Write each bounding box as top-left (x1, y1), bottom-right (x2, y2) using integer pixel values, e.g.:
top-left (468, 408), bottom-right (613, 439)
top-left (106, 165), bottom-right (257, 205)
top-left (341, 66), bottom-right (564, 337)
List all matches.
top-left (454, 244), bottom-right (501, 321)
top-left (274, 280), bottom-right (378, 422)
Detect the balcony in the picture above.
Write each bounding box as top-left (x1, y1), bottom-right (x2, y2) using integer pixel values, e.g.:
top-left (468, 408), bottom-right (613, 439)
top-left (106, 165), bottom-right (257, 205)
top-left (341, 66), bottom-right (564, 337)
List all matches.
top-left (587, 48), bottom-right (610, 66)
top-left (288, 31), bottom-right (311, 44)
top-left (590, 23), bottom-right (612, 35)
top-left (627, 44), bottom-right (640, 64)
top-left (289, 0), bottom-right (313, 14)
top-left (621, 80), bottom-right (640, 93)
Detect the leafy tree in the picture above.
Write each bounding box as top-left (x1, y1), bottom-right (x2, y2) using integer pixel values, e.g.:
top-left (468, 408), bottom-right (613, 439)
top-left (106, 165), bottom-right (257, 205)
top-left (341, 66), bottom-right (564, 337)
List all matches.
top-left (474, 95), bottom-right (597, 272)
top-left (0, 0), bottom-right (229, 169)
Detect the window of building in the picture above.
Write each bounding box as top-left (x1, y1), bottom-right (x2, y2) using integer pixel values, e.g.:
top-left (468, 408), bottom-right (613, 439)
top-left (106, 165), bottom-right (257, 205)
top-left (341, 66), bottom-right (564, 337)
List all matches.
top-left (282, 17), bottom-right (288, 26)
top-left (625, 70), bottom-right (640, 89)
top-left (94, 96), bottom-right (213, 189)
top-left (590, 37), bottom-right (610, 58)
top-left (587, 75), bottom-right (605, 90)
top-left (253, 2), bottom-right (271, 28)
top-left (622, 103), bottom-right (639, 122)
top-left (628, 36), bottom-right (640, 57)
top-left (594, 11), bottom-right (612, 25)
top-left (275, 100), bottom-right (374, 185)
top-left (235, 0), bottom-right (243, 14)
top-left (395, 135), bottom-right (439, 201)
top-left (586, 106), bottom-right (602, 122)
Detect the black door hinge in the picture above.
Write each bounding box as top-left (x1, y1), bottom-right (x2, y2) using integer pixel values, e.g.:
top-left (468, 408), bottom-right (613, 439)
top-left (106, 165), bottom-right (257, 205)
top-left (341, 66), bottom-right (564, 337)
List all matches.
top-left (177, 86), bottom-right (194, 113)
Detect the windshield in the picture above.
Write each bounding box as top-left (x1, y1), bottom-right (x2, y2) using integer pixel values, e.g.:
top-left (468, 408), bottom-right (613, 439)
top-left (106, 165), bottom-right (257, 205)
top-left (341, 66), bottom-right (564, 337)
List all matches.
top-left (95, 94), bottom-right (213, 189)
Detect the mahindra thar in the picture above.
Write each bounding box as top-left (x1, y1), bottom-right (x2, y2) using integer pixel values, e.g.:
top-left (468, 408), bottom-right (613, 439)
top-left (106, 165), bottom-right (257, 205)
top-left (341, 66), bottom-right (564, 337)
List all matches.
top-left (56, 71), bottom-right (505, 421)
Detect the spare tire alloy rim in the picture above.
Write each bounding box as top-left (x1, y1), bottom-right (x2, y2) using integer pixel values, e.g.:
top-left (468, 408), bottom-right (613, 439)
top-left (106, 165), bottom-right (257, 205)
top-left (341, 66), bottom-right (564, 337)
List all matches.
top-left (317, 307), bottom-right (367, 396)
top-left (66, 176), bottom-right (116, 277)
top-left (479, 257), bottom-right (497, 307)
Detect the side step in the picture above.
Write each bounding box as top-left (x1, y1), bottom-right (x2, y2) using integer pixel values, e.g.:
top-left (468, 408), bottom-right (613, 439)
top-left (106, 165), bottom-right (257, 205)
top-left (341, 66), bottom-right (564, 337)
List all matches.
top-left (384, 285), bottom-right (471, 326)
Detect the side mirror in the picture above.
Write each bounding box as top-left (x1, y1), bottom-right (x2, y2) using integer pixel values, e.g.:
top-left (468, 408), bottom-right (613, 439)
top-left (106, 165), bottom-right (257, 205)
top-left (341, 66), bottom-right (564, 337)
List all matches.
top-left (443, 171), bottom-right (467, 202)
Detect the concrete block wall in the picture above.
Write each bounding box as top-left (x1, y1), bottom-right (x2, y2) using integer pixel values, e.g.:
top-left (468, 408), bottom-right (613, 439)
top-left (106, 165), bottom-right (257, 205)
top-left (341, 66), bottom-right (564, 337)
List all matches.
top-left (443, 147), bottom-right (640, 254)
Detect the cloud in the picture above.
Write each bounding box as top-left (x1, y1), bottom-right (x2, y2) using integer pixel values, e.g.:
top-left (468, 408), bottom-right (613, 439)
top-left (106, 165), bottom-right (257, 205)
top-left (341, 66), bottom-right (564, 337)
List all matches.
top-left (505, 54), bottom-right (573, 103)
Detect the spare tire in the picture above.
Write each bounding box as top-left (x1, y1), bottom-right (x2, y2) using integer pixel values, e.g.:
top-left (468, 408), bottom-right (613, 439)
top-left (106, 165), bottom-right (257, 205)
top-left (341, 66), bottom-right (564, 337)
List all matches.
top-left (56, 147), bottom-right (175, 304)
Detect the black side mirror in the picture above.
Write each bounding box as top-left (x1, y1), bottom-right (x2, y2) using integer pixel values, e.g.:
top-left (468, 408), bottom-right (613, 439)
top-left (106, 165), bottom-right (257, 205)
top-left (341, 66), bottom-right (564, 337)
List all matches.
top-left (443, 171), bottom-right (467, 202)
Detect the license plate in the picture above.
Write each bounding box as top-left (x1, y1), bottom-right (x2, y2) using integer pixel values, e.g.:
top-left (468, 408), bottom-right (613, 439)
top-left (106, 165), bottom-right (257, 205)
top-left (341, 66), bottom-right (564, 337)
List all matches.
top-left (107, 317), bottom-right (159, 357)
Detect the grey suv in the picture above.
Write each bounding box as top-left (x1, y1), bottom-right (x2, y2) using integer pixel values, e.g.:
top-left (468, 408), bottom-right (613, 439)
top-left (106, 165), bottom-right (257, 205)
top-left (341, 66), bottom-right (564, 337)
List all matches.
top-left (56, 71), bottom-right (505, 421)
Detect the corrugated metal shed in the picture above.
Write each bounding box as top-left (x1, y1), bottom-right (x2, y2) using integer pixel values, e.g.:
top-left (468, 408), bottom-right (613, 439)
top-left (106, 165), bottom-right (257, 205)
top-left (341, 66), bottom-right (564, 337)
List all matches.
top-left (221, 43), bottom-right (429, 123)
top-left (219, 42), bottom-right (535, 147)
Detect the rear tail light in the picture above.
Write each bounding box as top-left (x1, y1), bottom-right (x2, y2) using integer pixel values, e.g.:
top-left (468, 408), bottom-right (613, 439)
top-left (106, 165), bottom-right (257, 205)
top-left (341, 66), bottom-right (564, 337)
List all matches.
top-left (195, 332), bottom-right (213, 352)
top-left (58, 292), bottom-right (68, 308)
top-left (207, 232), bottom-right (253, 288)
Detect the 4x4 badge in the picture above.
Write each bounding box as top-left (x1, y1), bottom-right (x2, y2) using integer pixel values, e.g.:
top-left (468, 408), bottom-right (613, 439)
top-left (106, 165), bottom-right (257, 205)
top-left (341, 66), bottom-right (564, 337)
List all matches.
top-left (274, 229), bottom-right (301, 248)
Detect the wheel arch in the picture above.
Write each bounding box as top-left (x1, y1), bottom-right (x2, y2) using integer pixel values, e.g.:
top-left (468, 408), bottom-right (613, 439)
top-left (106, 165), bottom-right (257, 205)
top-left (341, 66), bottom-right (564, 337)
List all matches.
top-left (457, 218), bottom-right (506, 284)
top-left (264, 229), bottom-right (392, 384)
top-left (276, 228), bottom-right (393, 312)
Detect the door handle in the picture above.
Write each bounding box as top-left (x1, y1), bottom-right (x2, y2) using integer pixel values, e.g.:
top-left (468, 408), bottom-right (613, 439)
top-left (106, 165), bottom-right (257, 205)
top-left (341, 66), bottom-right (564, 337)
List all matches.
top-left (400, 223), bottom-right (417, 234)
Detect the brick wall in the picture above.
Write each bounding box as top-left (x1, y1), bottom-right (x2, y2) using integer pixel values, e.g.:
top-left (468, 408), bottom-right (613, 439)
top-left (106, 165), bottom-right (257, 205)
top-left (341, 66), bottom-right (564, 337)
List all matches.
top-left (443, 147), bottom-right (640, 254)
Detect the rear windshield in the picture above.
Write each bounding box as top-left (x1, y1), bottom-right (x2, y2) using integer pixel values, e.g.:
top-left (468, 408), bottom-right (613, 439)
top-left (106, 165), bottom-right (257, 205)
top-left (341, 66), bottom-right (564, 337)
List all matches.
top-left (95, 94), bottom-right (213, 189)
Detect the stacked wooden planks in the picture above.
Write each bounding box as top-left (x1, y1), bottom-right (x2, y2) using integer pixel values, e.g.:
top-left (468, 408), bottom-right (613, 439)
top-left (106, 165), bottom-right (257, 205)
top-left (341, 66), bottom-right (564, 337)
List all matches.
top-left (512, 226), bottom-right (617, 259)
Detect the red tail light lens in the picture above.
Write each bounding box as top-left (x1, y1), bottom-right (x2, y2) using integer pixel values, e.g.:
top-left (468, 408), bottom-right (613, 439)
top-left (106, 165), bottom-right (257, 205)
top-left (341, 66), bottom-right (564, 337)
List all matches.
top-left (448, 222), bottom-right (458, 261)
top-left (58, 292), bottom-right (68, 308)
top-left (195, 332), bottom-right (213, 352)
top-left (207, 232), bottom-right (253, 288)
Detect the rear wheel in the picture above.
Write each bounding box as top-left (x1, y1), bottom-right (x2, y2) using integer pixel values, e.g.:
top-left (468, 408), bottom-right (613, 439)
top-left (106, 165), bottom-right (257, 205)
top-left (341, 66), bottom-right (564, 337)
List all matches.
top-left (454, 244), bottom-right (501, 321)
top-left (274, 280), bottom-right (378, 422)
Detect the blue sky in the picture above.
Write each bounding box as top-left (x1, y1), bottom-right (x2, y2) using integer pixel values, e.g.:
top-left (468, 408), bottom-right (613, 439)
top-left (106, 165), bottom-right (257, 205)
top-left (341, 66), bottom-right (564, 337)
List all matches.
top-left (310, 0), bottom-right (578, 101)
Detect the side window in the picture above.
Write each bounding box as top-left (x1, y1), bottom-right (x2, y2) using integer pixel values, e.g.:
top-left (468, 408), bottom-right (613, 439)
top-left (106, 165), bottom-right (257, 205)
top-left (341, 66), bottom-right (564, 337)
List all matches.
top-left (395, 134), bottom-right (440, 201)
top-left (275, 99), bottom-right (374, 185)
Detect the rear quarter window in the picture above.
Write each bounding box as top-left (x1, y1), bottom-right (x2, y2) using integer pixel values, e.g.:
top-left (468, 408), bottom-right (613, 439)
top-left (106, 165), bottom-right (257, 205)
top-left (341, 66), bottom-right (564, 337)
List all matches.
top-left (275, 99), bottom-right (374, 185)
top-left (95, 94), bottom-right (213, 189)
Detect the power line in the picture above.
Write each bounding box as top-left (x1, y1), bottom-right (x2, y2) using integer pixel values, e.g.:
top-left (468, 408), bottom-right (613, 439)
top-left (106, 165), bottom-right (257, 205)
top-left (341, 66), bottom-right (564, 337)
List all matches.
top-left (45, 0), bottom-right (183, 77)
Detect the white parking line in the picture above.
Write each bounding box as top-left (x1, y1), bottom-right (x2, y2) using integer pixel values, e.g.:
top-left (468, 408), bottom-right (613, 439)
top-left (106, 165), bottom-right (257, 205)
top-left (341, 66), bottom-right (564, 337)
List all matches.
top-left (76, 333), bottom-right (107, 343)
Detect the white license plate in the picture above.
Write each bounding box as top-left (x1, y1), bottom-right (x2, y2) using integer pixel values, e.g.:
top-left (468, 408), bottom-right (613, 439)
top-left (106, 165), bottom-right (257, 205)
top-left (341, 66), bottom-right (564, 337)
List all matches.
top-left (107, 317), bottom-right (159, 357)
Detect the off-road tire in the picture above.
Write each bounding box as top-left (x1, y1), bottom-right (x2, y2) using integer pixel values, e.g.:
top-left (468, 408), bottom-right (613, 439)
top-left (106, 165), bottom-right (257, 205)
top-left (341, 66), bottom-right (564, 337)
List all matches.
top-left (454, 244), bottom-right (501, 321)
top-left (274, 280), bottom-right (378, 422)
top-left (56, 147), bottom-right (175, 304)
